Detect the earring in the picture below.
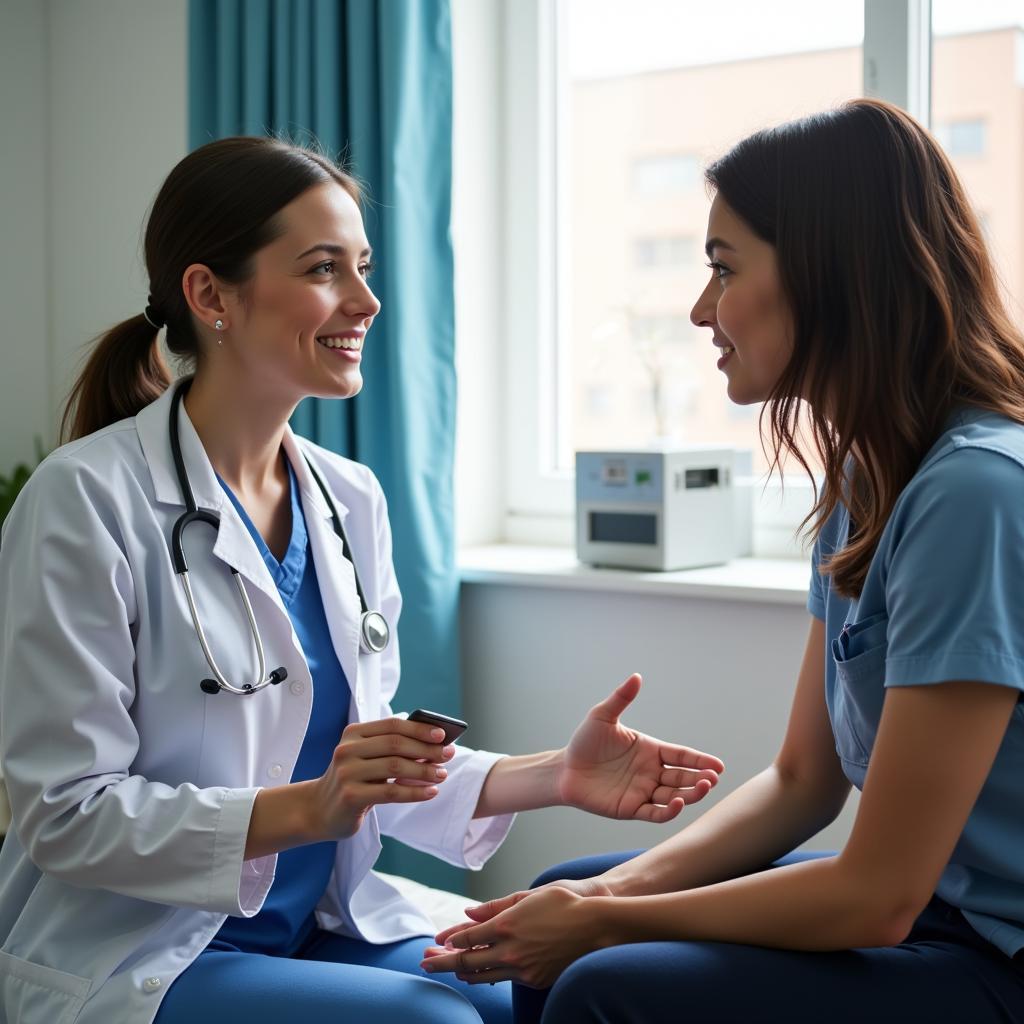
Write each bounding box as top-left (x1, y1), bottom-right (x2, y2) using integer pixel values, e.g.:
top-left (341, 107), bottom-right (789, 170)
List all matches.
top-left (214, 319), bottom-right (224, 346)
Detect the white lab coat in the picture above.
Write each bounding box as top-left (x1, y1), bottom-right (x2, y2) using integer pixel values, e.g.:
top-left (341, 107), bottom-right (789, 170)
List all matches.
top-left (0, 383), bottom-right (513, 1024)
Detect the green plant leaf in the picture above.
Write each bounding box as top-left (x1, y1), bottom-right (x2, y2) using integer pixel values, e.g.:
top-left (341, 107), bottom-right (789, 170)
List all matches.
top-left (0, 437), bottom-right (50, 528)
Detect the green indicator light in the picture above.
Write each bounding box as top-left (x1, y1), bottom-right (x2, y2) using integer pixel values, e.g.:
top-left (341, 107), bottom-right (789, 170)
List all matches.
top-left (635, 470), bottom-right (652, 485)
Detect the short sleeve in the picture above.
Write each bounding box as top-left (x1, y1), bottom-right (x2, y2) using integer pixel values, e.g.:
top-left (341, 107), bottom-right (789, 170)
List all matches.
top-left (807, 536), bottom-right (827, 621)
top-left (807, 503), bottom-right (843, 622)
top-left (884, 447), bottom-right (1024, 692)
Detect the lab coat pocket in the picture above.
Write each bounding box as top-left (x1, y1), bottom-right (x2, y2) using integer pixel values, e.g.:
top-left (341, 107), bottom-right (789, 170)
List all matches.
top-left (830, 613), bottom-right (889, 768)
top-left (0, 949), bottom-right (91, 1024)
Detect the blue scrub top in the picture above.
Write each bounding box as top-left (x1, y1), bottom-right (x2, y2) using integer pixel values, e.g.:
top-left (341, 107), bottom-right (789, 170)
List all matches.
top-left (809, 407), bottom-right (1024, 957)
top-left (211, 457), bottom-right (351, 956)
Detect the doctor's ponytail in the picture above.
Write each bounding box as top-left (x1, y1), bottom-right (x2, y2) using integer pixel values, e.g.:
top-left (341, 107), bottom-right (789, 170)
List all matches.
top-left (60, 315), bottom-right (172, 444)
top-left (60, 136), bottom-right (362, 444)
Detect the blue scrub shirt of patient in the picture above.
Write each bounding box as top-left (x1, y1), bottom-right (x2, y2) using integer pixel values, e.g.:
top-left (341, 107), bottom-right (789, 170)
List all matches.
top-left (809, 407), bottom-right (1024, 958)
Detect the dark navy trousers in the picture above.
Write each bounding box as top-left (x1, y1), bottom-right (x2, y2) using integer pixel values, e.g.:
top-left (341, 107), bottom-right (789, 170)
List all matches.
top-left (513, 850), bottom-right (1024, 1024)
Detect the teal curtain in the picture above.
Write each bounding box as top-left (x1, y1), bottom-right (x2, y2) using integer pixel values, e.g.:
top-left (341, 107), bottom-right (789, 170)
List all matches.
top-left (189, 0), bottom-right (461, 892)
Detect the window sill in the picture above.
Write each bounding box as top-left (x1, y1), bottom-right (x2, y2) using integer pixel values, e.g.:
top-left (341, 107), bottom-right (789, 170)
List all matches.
top-left (458, 545), bottom-right (810, 606)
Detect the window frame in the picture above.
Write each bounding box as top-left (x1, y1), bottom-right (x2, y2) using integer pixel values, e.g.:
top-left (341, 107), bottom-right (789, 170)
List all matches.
top-left (494, 0), bottom-right (931, 552)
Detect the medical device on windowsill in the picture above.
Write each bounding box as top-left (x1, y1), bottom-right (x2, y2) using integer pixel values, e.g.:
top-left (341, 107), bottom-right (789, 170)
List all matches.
top-left (575, 447), bottom-right (752, 571)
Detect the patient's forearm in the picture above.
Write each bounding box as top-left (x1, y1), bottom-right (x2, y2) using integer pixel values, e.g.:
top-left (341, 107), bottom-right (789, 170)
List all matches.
top-left (594, 852), bottom-right (900, 951)
top-left (600, 764), bottom-right (848, 897)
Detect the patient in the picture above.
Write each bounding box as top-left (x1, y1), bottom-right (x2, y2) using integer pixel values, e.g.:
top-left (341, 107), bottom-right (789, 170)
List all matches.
top-left (423, 98), bottom-right (1024, 1023)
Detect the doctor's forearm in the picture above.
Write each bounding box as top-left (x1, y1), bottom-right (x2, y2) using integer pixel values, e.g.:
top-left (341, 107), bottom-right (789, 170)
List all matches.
top-left (244, 782), bottom-right (320, 860)
top-left (472, 751), bottom-right (564, 818)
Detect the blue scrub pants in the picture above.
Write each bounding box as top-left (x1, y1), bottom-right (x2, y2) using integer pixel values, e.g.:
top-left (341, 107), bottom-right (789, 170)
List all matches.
top-left (514, 851), bottom-right (1024, 1024)
top-left (155, 928), bottom-right (511, 1024)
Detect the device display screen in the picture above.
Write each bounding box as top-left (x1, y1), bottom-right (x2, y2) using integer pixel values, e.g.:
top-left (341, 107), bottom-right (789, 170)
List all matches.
top-left (589, 511), bottom-right (657, 545)
top-left (684, 467), bottom-right (719, 488)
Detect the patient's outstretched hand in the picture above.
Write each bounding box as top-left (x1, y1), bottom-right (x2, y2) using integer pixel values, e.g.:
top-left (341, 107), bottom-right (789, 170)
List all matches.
top-left (557, 673), bottom-right (724, 823)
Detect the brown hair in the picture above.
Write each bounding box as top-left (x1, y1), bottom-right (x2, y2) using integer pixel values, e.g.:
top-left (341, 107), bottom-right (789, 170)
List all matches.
top-left (60, 136), bottom-right (362, 444)
top-left (706, 98), bottom-right (1024, 598)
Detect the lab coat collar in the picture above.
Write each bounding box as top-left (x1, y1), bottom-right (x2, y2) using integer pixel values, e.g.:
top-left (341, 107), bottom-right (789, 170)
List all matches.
top-left (136, 379), bottom-right (220, 512)
top-left (135, 380), bottom-right (351, 524)
top-left (281, 429), bottom-right (352, 527)
top-left (286, 429), bottom-right (364, 693)
top-left (135, 382), bottom-right (282, 608)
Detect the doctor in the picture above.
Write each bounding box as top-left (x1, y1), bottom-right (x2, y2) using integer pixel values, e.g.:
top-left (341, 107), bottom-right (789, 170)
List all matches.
top-left (0, 136), bottom-right (724, 1024)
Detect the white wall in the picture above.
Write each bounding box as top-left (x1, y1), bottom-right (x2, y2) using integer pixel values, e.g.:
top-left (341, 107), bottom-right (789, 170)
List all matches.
top-left (48, 0), bottom-right (188, 421)
top-left (462, 581), bottom-right (858, 900)
top-left (0, 0), bottom-right (51, 471)
top-left (0, 0), bottom-right (187, 469)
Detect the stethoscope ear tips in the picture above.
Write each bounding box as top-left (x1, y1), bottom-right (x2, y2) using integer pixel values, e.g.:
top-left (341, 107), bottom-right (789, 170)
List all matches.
top-left (269, 667), bottom-right (288, 685)
top-left (200, 679), bottom-right (220, 695)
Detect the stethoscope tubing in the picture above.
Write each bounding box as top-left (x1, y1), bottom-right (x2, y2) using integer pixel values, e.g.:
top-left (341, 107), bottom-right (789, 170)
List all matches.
top-left (168, 377), bottom-right (388, 697)
top-left (183, 567), bottom-right (267, 695)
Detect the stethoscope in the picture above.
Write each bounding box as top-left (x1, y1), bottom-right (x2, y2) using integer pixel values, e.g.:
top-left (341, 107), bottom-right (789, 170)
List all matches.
top-left (168, 378), bottom-right (391, 697)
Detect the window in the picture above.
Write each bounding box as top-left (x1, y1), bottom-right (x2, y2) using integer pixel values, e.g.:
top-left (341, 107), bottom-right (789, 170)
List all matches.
top-left (487, 1), bottom-right (942, 551)
top-left (558, 0), bottom-right (864, 475)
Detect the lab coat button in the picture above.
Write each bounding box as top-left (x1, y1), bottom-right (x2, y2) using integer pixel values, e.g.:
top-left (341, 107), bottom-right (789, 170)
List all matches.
top-left (290, 681), bottom-right (305, 696)
top-left (268, 763), bottom-right (283, 779)
top-left (143, 977), bottom-right (162, 993)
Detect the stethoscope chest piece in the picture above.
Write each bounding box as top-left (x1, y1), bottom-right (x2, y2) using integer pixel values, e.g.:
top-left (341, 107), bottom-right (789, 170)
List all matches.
top-left (361, 610), bottom-right (390, 654)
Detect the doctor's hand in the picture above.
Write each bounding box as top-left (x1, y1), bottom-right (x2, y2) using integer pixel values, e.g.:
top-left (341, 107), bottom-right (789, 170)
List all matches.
top-left (246, 717), bottom-right (454, 859)
top-left (305, 718), bottom-right (456, 841)
top-left (557, 674), bottom-right (724, 823)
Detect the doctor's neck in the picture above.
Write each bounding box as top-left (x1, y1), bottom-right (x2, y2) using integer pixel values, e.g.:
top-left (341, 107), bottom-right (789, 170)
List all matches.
top-left (183, 369), bottom-right (297, 498)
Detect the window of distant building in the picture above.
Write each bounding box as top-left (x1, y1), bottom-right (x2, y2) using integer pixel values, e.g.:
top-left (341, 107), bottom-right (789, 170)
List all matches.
top-left (934, 118), bottom-right (986, 156)
top-left (631, 154), bottom-right (699, 193)
top-left (633, 237), bottom-right (693, 268)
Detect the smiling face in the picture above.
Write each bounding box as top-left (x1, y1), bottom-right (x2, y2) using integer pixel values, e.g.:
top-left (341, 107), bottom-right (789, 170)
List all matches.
top-left (690, 194), bottom-right (794, 406)
top-left (220, 181), bottom-right (380, 401)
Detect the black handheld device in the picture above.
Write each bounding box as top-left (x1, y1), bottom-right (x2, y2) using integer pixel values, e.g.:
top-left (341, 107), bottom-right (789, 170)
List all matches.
top-left (408, 708), bottom-right (468, 744)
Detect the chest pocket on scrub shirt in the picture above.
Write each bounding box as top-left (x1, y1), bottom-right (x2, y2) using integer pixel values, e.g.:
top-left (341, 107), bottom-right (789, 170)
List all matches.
top-left (830, 612), bottom-right (889, 768)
